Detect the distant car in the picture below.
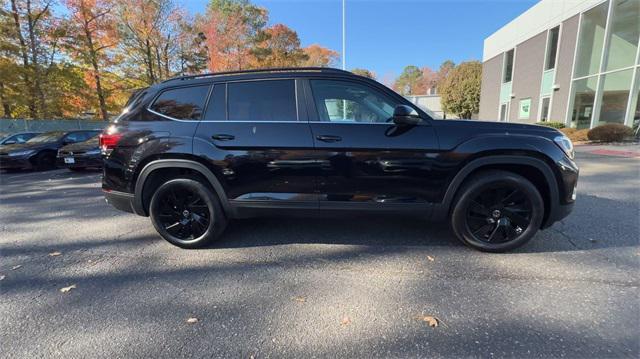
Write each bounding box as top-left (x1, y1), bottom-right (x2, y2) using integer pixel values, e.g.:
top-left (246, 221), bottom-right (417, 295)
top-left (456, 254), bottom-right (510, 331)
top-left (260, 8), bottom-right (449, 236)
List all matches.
top-left (57, 135), bottom-right (102, 171)
top-left (0, 130), bottom-right (100, 171)
top-left (0, 132), bottom-right (40, 145)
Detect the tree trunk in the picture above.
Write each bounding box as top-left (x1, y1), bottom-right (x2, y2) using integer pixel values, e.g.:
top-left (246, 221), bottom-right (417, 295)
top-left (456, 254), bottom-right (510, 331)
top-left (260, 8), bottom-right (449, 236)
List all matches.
top-left (10, 0), bottom-right (36, 118)
top-left (145, 38), bottom-right (156, 84)
top-left (26, 0), bottom-right (46, 118)
top-left (0, 82), bottom-right (12, 118)
top-left (83, 16), bottom-right (109, 121)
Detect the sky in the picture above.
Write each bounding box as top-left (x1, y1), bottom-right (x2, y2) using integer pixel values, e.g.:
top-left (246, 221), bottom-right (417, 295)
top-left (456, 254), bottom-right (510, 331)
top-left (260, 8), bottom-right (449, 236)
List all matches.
top-left (184, 0), bottom-right (538, 79)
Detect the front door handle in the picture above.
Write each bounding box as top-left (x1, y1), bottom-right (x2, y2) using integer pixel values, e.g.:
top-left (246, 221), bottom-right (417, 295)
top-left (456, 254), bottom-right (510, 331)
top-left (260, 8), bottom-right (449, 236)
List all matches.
top-left (316, 135), bottom-right (342, 143)
top-left (211, 134), bottom-right (235, 141)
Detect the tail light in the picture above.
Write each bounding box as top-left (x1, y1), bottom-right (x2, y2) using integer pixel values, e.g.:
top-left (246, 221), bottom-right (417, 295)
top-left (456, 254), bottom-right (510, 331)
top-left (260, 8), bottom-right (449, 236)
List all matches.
top-left (99, 132), bottom-right (122, 154)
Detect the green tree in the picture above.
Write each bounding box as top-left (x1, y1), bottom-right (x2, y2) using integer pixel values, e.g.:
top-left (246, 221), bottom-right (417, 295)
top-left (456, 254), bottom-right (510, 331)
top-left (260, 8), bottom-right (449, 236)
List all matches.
top-left (351, 68), bottom-right (375, 79)
top-left (439, 61), bottom-right (482, 119)
top-left (393, 65), bottom-right (422, 95)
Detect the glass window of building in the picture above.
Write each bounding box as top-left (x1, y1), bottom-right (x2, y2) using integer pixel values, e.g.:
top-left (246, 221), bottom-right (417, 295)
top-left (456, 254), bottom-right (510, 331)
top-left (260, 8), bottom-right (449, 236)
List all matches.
top-left (570, 76), bottom-right (599, 129)
top-left (545, 27), bottom-right (560, 70)
top-left (540, 97), bottom-right (551, 121)
top-left (596, 69), bottom-right (634, 126)
top-left (503, 49), bottom-right (514, 83)
top-left (604, 0), bottom-right (640, 71)
top-left (574, 1), bottom-right (609, 77)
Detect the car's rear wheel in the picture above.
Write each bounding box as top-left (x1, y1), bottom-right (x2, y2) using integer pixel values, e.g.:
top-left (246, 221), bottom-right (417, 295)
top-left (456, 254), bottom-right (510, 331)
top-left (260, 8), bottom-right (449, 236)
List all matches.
top-left (149, 178), bottom-right (227, 249)
top-left (451, 170), bottom-right (544, 252)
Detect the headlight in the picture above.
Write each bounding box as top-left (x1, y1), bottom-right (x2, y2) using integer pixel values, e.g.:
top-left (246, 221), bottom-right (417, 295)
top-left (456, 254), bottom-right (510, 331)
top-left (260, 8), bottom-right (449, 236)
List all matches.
top-left (554, 135), bottom-right (574, 159)
top-left (9, 149), bottom-right (35, 157)
top-left (84, 149), bottom-right (101, 155)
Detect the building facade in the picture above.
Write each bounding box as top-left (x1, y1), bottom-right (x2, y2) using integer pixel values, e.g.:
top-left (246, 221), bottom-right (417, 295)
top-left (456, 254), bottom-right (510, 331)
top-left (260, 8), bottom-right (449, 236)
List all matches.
top-left (479, 0), bottom-right (639, 129)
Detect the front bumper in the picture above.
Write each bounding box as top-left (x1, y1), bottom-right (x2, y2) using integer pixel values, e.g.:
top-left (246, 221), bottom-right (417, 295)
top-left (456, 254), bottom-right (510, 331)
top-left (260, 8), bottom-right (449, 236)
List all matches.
top-left (0, 155), bottom-right (33, 169)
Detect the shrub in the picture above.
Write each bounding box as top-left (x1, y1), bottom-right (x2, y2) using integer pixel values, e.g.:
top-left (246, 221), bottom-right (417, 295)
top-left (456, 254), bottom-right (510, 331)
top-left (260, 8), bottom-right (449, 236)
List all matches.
top-left (587, 123), bottom-right (634, 142)
top-left (536, 121), bottom-right (565, 129)
top-left (560, 127), bottom-right (589, 142)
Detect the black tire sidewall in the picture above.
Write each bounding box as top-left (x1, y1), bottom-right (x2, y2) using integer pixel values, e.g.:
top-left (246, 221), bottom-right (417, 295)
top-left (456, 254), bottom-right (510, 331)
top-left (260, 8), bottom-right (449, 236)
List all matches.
top-left (149, 178), bottom-right (225, 249)
top-left (451, 171), bottom-right (544, 252)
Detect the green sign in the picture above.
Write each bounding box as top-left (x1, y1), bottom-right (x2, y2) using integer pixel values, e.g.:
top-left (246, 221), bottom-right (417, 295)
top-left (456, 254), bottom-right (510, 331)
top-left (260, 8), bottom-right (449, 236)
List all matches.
top-left (519, 98), bottom-right (531, 119)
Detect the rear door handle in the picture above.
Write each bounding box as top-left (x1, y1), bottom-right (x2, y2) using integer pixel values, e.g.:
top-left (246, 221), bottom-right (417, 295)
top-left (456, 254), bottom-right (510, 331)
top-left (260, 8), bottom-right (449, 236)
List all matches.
top-left (211, 134), bottom-right (235, 141)
top-left (316, 135), bottom-right (342, 143)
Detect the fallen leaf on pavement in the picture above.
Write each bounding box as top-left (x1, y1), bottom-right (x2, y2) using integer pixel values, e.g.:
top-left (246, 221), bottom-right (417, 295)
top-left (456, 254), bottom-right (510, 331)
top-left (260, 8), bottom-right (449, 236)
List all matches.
top-left (49, 251), bottom-right (62, 256)
top-left (60, 284), bottom-right (76, 293)
top-left (427, 256), bottom-right (435, 262)
top-left (0, 275), bottom-right (5, 281)
top-left (340, 316), bottom-right (351, 326)
top-left (186, 317), bottom-right (198, 324)
top-left (417, 315), bottom-right (440, 327)
top-left (293, 296), bottom-right (306, 303)
top-left (11, 265), bottom-right (21, 270)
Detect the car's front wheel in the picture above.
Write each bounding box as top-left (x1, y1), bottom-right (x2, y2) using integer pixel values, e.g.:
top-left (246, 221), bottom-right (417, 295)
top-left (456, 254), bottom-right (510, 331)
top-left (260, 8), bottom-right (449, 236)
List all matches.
top-left (450, 170), bottom-right (544, 252)
top-left (149, 178), bottom-right (227, 249)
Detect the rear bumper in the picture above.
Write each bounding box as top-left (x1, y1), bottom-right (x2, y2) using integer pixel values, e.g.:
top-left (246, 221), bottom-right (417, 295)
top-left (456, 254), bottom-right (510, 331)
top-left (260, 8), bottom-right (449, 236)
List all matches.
top-left (104, 190), bottom-right (136, 214)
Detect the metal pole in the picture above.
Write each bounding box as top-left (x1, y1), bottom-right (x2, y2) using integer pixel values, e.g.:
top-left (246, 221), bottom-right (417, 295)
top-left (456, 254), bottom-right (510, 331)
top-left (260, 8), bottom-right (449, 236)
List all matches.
top-left (342, 0), bottom-right (347, 120)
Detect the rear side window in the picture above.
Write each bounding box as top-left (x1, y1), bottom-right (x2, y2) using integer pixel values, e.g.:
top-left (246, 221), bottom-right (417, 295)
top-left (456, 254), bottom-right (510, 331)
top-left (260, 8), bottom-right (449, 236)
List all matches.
top-left (150, 85), bottom-right (210, 120)
top-left (228, 80), bottom-right (297, 122)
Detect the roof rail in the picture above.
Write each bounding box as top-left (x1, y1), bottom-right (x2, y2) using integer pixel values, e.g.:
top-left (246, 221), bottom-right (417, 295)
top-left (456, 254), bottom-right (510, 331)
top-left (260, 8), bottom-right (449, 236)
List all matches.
top-left (161, 67), bottom-right (352, 83)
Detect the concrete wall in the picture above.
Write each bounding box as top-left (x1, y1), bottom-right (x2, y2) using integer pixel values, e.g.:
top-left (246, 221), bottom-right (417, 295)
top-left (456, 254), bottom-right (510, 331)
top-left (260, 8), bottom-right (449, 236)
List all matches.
top-left (550, 14), bottom-right (580, 122)
top-left (509, 32), bottom-right (547, 123)
top-left (479, 54), bottom-right (503, 120)
top-left (484, 0), bottom-right (604, 61)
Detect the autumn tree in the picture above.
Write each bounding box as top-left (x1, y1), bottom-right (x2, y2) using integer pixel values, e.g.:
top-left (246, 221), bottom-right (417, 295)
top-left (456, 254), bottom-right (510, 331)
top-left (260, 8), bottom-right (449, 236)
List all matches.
top-left (439, 61), bottom-right (482, 119)
top-left (5, 0), bottom-right (63, 118)
top-left (393, 65), bottom-right (423, 95)
top-left (63, 0), bottom-right (118, 120)
top-left (414, 66), bottom-right (437, 95)
top-left (303, 44), bottom-right (338, 67)
top-left (351, 68), bottom-right (375, 79)
top-left (204, 0), bottom-right (267, 71)
top-left (251, 24), bottom-right (307, 68)
top-left (436, 60), bottom-right (455, 89)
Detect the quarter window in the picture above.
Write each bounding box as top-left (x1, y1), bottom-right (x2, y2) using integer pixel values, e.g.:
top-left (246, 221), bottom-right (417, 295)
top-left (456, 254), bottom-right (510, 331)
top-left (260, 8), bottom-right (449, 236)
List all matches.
top-left (310, 80), bottom-right (398, 123)
top-left (227, 80), bottom-right (297, 122)
top-left (150, 85), bottom-right (210, 120)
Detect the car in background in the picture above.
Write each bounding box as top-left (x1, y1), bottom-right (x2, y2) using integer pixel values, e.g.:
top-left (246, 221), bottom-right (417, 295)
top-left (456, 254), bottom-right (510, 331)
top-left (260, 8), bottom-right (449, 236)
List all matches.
top-left (57, 135), bottom-right (102, 171)
top-left (0, 130), bottom-right (100, 171)
top-left (0, 132), bottom-right (40, 145)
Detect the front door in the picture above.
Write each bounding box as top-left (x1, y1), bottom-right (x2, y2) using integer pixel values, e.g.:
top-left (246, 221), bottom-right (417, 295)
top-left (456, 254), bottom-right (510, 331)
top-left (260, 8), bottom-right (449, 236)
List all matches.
top-left (304, 78), bottom-right (440, 210)
top-left (193, 79), bottom-right (318, 210)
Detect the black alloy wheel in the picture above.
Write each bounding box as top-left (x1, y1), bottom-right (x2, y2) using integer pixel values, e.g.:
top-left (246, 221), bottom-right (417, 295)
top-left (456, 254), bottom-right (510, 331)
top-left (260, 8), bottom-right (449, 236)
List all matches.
top-left (451, 170), bottom-right (544, 252)
top-left (149, 178), bottom-right (226, 248)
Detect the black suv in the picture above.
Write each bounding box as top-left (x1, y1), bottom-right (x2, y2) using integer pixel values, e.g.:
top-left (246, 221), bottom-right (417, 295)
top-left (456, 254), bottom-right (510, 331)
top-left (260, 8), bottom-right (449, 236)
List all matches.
top-left (102, 68), bottom-right (578, 252)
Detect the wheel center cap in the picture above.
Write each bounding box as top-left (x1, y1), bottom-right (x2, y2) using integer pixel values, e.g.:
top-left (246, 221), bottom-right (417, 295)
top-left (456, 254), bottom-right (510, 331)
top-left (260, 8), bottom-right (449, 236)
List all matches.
top-left (182, 210), bottom-right (190, 217)
top-left (492, 210), bottom-right (501, 218)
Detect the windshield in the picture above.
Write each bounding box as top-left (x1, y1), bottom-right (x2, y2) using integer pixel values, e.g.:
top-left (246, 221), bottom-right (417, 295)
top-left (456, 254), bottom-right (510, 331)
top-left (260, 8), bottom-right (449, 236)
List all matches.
top-left (26, 131), bottom-right (65, 143)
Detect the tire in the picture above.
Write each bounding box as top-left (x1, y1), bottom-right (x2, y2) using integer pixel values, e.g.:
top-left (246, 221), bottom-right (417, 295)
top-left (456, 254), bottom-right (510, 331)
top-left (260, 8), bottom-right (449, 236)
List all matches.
top-left (450, 170), bottom-right (544, 253)
top-left (34, 152), bottom-right (56, 171)
top-left (149, 178), bottom-right (227, 249)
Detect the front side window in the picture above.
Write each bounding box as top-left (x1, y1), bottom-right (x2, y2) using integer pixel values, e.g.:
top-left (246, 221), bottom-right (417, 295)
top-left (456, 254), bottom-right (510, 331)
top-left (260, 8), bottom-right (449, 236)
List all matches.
top-left (227, 80), bottom-right (297, 122)
top-left (310, 80), bottom-right (398, 123)
top-left (149, 85), bottom-right (210, 120)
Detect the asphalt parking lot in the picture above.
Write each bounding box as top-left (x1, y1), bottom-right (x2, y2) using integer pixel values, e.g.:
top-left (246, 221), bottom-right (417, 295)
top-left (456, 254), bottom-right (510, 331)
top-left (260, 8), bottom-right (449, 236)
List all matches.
top-left (1, 152), bottom-right (638, 358)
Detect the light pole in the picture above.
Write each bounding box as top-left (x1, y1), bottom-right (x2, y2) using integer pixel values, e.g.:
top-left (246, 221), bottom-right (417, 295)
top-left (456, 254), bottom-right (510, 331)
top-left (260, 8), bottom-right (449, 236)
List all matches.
top-left (342, 0), bottom-right (346, 70)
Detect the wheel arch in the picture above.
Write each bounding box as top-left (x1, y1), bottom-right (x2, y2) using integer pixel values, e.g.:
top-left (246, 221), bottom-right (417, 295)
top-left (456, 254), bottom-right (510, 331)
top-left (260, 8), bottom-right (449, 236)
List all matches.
top-left (439, 155), bottom-right (560, 229)
top-left (133, 158), bottom-right (231, 217)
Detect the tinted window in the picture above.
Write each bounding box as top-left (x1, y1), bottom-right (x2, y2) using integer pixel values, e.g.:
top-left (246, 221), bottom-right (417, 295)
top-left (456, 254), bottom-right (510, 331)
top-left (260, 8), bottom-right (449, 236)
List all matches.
top-left (228, 80), bottom-right (297, 122)
top-left (150, 85), bottom-right (210, 120)
top-left (64, 131), bottom-right (98, 143)
top-left (310, 80), bottom-right (398, 123)
top-left (27, 132), bottom-right (65, 143)
top-left (204, 84), bottom-right (226, 121)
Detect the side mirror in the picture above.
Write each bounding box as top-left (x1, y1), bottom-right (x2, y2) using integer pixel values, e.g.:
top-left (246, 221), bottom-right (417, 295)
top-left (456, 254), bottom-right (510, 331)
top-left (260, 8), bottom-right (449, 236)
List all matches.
top-left (392, 105), bottom-right (422, 125)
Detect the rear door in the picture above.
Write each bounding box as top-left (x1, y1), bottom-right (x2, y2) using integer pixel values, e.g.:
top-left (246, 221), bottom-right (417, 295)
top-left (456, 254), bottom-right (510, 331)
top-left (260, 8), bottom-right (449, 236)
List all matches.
top-left (305, 78), bottom-right (441, 209)
top-left (194, 78), bottom-right (318, 209)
